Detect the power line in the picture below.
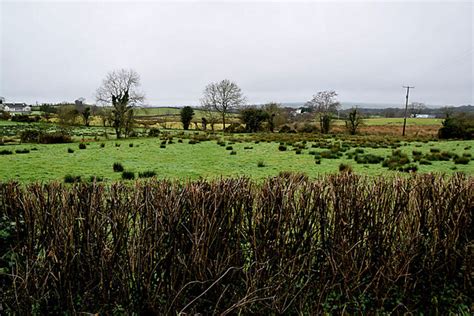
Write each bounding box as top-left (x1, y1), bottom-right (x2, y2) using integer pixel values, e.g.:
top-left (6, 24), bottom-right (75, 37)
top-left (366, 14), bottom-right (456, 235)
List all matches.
top-left (402, 86), bottom-right (415, 137)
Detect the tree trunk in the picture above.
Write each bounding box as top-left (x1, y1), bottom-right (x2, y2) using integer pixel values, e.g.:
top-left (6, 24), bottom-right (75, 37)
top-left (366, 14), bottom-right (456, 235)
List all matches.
top-left (222, 113), bottom-right (226, 131)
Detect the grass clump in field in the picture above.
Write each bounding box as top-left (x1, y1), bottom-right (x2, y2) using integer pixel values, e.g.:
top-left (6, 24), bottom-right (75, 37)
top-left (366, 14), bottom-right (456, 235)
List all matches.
top-left (138, 170), bottom-right (156, 178)
top-left (113, 162), bottom-right (124, 172)
top-left (0, 149), bottom-right (13, 155)
top-left (79, 143), bottom-right (86, 150)
top-left (64, 174), bottom-right (81, 183)
top-left (121, 171), bottom-right (135, 180)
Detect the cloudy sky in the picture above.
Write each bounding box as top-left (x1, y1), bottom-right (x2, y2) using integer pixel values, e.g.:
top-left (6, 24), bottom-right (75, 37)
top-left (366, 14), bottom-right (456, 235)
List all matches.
top-left (1, 0), bottom-right (472, 107)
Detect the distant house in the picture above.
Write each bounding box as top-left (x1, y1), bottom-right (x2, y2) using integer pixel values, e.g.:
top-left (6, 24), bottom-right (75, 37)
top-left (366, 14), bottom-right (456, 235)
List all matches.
top-left (3, 103), bottom-right (32, 114)
top-left (413, 114), bottom-right (435, 118)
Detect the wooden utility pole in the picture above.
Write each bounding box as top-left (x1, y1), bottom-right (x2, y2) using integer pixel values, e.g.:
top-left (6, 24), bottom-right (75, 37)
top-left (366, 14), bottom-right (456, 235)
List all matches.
top-left (402, 86), bottom-right (414, 136)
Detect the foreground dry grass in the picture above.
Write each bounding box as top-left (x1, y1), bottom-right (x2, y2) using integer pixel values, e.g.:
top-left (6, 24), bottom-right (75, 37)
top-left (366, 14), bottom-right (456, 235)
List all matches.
top-left (1, 173), bottom-right (472, 314)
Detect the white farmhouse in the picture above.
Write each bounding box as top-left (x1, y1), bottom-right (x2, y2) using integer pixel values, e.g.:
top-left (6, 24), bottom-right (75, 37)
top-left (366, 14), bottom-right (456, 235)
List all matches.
top-left (3, 103), bottom-right (32, 114)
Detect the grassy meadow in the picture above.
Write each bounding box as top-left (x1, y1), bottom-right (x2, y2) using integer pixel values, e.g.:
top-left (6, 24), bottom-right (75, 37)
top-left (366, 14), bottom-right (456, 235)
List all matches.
top-left (1, 135), bottom-right (472, 182)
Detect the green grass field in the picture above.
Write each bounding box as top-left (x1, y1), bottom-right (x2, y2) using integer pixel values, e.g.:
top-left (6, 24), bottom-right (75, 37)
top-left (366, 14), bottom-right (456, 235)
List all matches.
top-left (1, 136), bottom-right (472, 182)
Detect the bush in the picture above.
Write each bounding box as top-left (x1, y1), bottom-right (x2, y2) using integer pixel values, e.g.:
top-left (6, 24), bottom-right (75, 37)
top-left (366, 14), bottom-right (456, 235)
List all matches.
top-left (89, 176), bottom-right (104, 182)
top-left (278, 145), bottom-right (287, 151)
top-left (148, 128), bottom-right (160, 137)
top-left (15, 149), bottom-right (30, 154)
top-left (113, 162), bottom-right (124, 172)
top-left (438, 115), bottom-right (473, 139)
top-left (338, 163), bottom-right (352, 173)
top-left (138, 170), bottom-right (156, 178)
top-left (121, 171), bottom-right (135, 180)
top-left (64, 175), bottom-right (81, 183)
top-left (79, 143), bottom-right (86, 150)
top-left (224, 123), bottom-right (245, 133)
top-left (0, 149), bottom-right (13, 155)
top-left (11, 115), bottom-right (40, 123)
top-left (454, 156), bottom-right (470, 165)
top-left (278, 125), bottom-right (296, 133)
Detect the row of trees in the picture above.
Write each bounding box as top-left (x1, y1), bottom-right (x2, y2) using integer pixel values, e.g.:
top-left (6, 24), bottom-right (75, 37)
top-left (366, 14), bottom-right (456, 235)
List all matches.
top-left (94, 69), bottom-right (363, 138)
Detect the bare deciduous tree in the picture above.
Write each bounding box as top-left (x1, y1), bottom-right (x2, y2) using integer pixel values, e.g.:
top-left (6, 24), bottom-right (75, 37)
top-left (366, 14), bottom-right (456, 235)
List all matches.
top-left (305, 90), bottom-right (341, 133)
top-left (96, 69), bottom-right (144, 138)
top-left (410, 102), bottom-right (427, 117)
top-left (200, 79), bottom-right (246, 130)
top-left (345, 107), bottom-right (363, 135)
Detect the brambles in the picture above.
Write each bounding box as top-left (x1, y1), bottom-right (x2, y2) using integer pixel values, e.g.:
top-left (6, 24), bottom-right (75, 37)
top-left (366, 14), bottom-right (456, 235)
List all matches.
top-left (121, 171), bottom-right (135, 180)
top-left (79, 143), bottom-right (86, 149)
top-left (1, 174), bottom-right (471, 314)
top-left (113, 162), bottom-right (124, 172)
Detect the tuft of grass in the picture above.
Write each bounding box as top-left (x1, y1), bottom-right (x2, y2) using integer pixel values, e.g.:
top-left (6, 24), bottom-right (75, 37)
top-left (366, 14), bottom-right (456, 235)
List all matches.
top-left (138, 170), bottom-right (156, 178)
top-left (79, 143), bottom-right (86, 150)
top-left (230, 150), bottom-right (237, 155)
top-left (113, 162), bottom-right (124, 172)
top-left (257, 160), bottom-right (266, 167)
top-left (67, 148), bottom-right (74, 153)
top-left (64, 174), bottom-right (81, 183)
top-left (0, 149), bottom-right (13, 155)
top-left (121, 171), bottom-right (135, 180)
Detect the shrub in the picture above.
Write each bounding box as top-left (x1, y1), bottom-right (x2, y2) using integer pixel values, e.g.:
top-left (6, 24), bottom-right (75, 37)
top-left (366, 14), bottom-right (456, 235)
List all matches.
top-left (113, 162), bottom-right (124, 172)
top-left (67, 148), bottom-right (74, 154)
top-left (11, 115), bottom-right (40, 123)
top-left (438, 115), bottom-right (473, 139)
top-left (278, 125), bottom-right (296, 133)
top-left (419, 159), bottom-right (432, 165)
top-left (20, 130), bottom-right (72, 144)
top-left (64, 175), bottom-right (81, 183)
top-left (89, 176), bottom-right (104, 182)
top-left (315, 159), bottom-right (321, 164)
top-left (225, 146), bottom-right (233, 150)
top-left (79, 143), bottom-right (86, 150)
top-left (454, 156), bottom-right (470, 165)
top-left (129, 143), bottom-right (134, 147)
top-left (398, 164), bottom-right (418, 173)
top-left (354, 154), bottom-right (384, 164)
top-left (15, 148), bottom-right (30, 154)
top-left (338, 163), bottom-right (352, 173)
top-left (138, 170), bottom-right (156, 178)
top-left (295, 149), bottom-right (302, 154)
top-left (0, 149), bottom-right (13, 155)
top-left (121, 171), bottom-right (135, 180)
top-left (278, 145), bottom-right (287, 151)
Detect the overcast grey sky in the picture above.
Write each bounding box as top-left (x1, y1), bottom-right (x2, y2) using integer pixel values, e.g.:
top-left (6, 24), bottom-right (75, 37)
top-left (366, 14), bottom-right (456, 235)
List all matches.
top-left (1, 0), bottom-right (472, 107)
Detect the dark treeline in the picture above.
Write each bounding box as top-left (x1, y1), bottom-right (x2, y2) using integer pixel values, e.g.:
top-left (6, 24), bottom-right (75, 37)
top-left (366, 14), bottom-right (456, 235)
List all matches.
top-left (1, 173), bottom-right (472, 314)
